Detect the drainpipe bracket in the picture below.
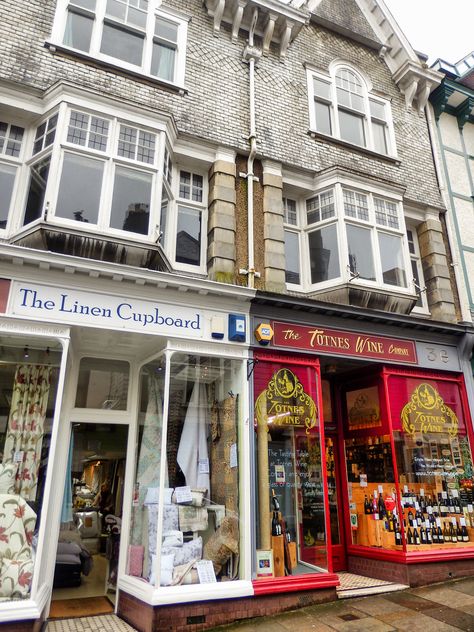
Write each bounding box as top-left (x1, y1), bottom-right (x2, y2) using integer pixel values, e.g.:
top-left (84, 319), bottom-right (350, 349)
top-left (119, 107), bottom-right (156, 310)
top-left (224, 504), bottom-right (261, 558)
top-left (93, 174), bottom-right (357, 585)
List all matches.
top-left (243, 45), bottom-right (262, 63)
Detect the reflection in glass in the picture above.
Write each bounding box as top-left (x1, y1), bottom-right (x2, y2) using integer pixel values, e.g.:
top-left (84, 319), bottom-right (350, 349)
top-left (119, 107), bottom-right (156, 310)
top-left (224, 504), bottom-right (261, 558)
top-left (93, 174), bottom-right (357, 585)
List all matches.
top-left (24, 157), bottom-right (51, 225)
top-left (64, 11), bottom-right (94, 51)
top-left (151, 41), bottom-right (175, 81)
top-left (0, 163), bottom-right (16, 228)
top-left (315, 101), bottom-right (331, 135)
top-left (110, 166), bottom-right (152, 234)
top-left (284, 230), bottom-right (300, 284)
top-left (101, 23), bottom-right (144, 66)
top-left (347, 224), bottom-right (375, 281)
top-left (176, 206), bottom-right (201, 266)
top-left (338, 110), bottom-right (365, 146)
top-left (309, 224), bottom-right (340, 284)
top-left (75, 357), bottom-right (129, 409)
top-left (378, 233), bottom-right (406, 287)
top-left (56, 152), bottom-right (103, 224)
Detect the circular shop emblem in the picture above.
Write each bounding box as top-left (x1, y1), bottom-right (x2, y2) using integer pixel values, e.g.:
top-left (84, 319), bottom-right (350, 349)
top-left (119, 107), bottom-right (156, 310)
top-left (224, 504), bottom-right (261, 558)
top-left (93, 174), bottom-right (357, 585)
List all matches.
top-left (274, 369), bottom-right (297, 398)
top-left (416, 383), bottom-right (437, 410)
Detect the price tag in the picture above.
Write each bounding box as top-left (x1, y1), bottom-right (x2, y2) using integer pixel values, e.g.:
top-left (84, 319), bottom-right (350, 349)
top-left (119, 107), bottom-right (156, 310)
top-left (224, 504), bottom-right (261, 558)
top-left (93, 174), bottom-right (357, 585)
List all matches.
top-left (415, 502), bottom-right (420, 510)
top-left (452, 489), bottom-right (459, 498)
top-left (196, 560), bottom-right (217, 583)
top-left (374, 513), bottom-right (379, 521)
top-left (13, 451), bottom-right (24, 463)
top-left (420, 488), bottom-right (425, 496)
top-left (174, 486), bottom-right (192, 504)
top-left (198, 458), bottom-right (210, 474)
top-left (403, 485), bottom-right (409, 494)
top-left (373, 490), bottom-right (378, 499)
top-left (460, 518), bottom-right (467, 527)
top-left (442, 491), bottom-right (448, 499)
top-left (451, 517), bottom-right (457, 525)
top-left (427, 506), bottom-right (433, 514)
top-left (425, 520), bottom-right (430, 528)
top-left (378, 485), bottom-right (384, 494)
top-left (436, 518), bottom-right (441, 527)
top-left (230, 443), bottom-right (238, 469)
top-left (359, 474), bottom-right (367, 488)
top-left (468, 504), bottom-right (474, 513)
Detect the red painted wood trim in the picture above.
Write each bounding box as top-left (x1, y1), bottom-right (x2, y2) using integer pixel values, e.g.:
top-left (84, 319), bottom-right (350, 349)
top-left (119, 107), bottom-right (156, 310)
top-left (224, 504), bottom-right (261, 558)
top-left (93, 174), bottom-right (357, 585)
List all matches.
top-left (253, 350), bottom-right (320, 367)
top-left (252, 573), bottom-right (340, 595)
top-left (347, 545), bottom-right (406, 562)
top-left (348, 545), bottom-right (474, 564)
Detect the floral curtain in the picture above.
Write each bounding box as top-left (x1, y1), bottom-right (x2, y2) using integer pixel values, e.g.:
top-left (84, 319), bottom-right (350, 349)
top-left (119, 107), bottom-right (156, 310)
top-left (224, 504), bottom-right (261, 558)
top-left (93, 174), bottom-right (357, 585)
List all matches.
top-left (2, 365), bottom-right (52, 500)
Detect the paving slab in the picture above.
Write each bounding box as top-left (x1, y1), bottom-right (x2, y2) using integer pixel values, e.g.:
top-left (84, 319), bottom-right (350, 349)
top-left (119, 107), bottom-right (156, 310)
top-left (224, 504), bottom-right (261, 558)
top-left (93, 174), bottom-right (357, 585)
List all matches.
top-left (411, 586), bottom-right (474, 608)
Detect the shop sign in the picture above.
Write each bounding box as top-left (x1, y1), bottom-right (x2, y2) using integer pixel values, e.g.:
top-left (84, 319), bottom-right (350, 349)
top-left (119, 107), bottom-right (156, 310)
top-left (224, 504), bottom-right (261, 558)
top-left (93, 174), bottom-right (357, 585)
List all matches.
top-left (272, 321), bottom-right (417, 364)
top-left (9, 282), bottom-right (205, 338)
top-left (255, 368), bottom-right (318, 435)
top-left (401, 383), bottom-right (459, 437)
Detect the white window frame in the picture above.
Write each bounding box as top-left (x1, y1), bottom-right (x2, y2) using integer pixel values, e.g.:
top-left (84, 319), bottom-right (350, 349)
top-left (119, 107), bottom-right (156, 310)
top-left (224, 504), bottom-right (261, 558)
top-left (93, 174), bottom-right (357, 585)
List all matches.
top-left (0, 118), bottom-right (28, 234)
top-left (168, 166), bottom-right (208, 273)
top-left (306, 63), bottom-right (397, 158)
top-left (406, 223), bottom-right (429, 314)
top-left (283, 179), bottom-right (415, 297)
top-left (49, 0), bottom-right (188, 88)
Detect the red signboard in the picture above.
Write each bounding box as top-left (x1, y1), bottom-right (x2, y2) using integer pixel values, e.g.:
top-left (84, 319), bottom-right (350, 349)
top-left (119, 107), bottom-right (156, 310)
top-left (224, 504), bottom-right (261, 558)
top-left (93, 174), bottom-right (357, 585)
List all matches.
top-left (271, 321), bottom-right (417, 364)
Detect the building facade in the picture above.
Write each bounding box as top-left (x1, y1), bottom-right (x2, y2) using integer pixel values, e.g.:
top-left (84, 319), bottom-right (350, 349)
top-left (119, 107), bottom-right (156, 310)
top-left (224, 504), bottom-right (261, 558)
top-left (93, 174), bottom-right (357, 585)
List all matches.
top-left (0, 0), bottom-right (474, 630)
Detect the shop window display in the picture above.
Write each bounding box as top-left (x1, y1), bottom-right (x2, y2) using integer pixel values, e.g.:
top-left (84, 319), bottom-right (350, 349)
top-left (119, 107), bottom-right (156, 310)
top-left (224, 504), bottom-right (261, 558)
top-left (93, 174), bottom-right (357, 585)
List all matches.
top-left (0, 341), bottom-right (61, 600)
top-left (254, 360), bottom-right (326, 578)
top-left (128, 353), bottom-right (242, 587)
top-left (388, 375), bottom-right (474, 550)
top-left (343, 383), bottom-right (400, 550)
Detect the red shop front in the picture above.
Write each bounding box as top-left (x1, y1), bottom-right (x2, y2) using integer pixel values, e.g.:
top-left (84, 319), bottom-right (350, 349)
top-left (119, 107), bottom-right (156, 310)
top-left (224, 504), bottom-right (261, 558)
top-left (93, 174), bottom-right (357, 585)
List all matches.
top-left (252, 320), bottom-right (474, 589)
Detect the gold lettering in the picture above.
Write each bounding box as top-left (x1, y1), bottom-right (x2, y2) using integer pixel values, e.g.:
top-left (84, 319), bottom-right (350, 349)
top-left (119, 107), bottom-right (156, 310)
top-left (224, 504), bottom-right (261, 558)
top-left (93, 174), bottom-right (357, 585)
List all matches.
top-left (282, 328), bottom-right (300, 340)
top-left (389, 344), bottom-right (409, 356)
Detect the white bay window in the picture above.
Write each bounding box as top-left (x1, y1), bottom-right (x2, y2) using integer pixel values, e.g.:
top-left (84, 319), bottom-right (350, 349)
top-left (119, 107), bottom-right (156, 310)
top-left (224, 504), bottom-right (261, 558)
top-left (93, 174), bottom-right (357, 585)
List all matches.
top-left (284, 183), bottom-right (417, 298)
top-left (0, 121), bottom-right (25, 231)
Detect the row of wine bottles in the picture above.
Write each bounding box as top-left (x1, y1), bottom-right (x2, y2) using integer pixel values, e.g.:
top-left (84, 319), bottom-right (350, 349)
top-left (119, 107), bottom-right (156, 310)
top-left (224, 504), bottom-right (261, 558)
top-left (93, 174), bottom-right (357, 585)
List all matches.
top-left (404, 518), bottom-right (469, 545)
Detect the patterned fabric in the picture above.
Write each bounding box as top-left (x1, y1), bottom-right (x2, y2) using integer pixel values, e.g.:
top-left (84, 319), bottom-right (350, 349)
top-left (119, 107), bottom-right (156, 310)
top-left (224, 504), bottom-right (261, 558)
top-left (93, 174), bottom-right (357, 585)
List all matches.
top-left (177, 383), bottom-right (210, 492)
top-left (130, 374), bottom-right (164, 551)
top-left (162, 537), bottom-right (202, 567)
top-left (0, 493), bottom-right (37, 600)
top-left (178, 506), bottom-right (208, 532)
top-left (210, 396), bottom-right (238, 513)
top-left (2, 365), bottom-right (51, 500)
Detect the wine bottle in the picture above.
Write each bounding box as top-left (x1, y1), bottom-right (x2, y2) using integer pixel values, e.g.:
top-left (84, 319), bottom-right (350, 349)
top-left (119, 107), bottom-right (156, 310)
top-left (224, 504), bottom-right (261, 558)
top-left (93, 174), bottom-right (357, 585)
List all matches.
top-left (455, 497), bottom-right (461, 515)
top-left (407, 527), bottom-right (413, 545)
top-left (395, 524), bottom-right (402, 546)
top-left (448, 494), bottom-right (455, 514)
top-left (450, 522), bottom-right (457, 543)
top-left (462, 522), bottom-right (469, 542)
top-left (272, 511), bottom-right (281, 536)
top-left (456, 521), bottom-right (463, 541)
top-left (413, 527), bottom-right (420, 545)
top-left (420, 526), bottom-right (427, 544)
top-left (444, 522), bottom-right (451, 542)
top-left (432, 523), bottom-right (438, 544)
top-left (272, 489), bottom-right (280, 511)
top-left (364, 495), bottom-right (371, 515)
top-left (408, 510), bottom-right (414, 527)
top-left (426, 523), bottom-right (432, 544)
top-left (437, 525), bottom-right (444, 543)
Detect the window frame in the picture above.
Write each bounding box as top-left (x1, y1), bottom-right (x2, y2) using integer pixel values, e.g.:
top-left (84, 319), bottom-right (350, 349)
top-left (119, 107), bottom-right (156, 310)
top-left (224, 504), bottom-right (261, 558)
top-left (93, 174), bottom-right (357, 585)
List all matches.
top-left (306, 64), bottom-right (397, 158)
top-left (50, 0), bottom-right (188, 88)
top-left (0, 118), bottom-right (27, 234)
top-left (283, 181), bottom-right (416, 296)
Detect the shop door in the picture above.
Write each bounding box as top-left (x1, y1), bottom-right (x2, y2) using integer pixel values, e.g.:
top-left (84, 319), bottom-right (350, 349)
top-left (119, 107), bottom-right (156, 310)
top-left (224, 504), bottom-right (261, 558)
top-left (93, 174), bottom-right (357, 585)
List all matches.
top-left (51, 423), bottom-right (128, 616)
top-left (326, 435), bottom-right (346, 571)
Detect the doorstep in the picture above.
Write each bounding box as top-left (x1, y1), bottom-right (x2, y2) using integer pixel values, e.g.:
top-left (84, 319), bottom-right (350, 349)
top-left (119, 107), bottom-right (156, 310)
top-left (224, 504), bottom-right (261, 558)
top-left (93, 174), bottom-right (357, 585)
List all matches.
top-left (46, 614), bottom-right (137, 631)
top-left (336, 571), bottom-right (408, 599)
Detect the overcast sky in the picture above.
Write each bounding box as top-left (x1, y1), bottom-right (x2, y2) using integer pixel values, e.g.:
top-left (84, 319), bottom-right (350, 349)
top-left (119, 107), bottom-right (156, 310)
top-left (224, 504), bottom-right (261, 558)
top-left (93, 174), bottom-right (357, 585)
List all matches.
top-left (383, 0), bottom-right (473, 65)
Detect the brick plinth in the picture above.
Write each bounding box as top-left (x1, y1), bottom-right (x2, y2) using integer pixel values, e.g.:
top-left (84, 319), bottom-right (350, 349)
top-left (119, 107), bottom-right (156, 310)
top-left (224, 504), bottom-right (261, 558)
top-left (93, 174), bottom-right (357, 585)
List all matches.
top-left (348, 555), bottom-right (474, 588)
top-left (118, 587), bottom-right (337, 632)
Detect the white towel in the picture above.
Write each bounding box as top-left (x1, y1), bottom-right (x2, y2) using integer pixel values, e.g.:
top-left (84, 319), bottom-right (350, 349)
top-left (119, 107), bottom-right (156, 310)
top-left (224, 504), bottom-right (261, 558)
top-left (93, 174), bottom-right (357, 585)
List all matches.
top-left (177, 382), bottom-right (210, 492)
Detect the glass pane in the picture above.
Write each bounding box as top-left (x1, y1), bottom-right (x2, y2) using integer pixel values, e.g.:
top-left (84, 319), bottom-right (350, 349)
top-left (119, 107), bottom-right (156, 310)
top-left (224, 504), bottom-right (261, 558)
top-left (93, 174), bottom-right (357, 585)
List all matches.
top-left (370, 99), bottom-right (386, 120)
top-left (326, 437), bottom-right (340, 545)
top-left (106, 0), bottom-right (126, 21)
top-left (308, 223), bottom-right (340, 284)
top-left (151, 41), bottom-right (175, 82)
top-left (56, 153), bottom-right (103, 224)
top-left (0, 163), bottom-right (16, 229)
top-left (315, 101), bottom-right (331, 135)
top-left (110, 166), bottom-right (152, 234)
top-left (313, 78), bottom-right (331, 100)
top-left (75, 357), bottom-right (130, 409)
top-left (346, 224), bottom-right (375, 281)
top-left (411, 259), bottom-right (423, 308)
top-left (284, 231), bottom-right (300, 284)
top-left (339, 110), bottom-right (365, 146)
top-left (0, 341), bottom-right (62, 601)
top-left (254, 361), bottom-right (327, 575)
top-left (176, 206), bottom-right (201, 266)
top-left (64, 11), bottom-right (93, 51)
top-left (71, 0), bottom-right (96, 10)
top-left (344, 384), bottom-right (397, 549)
top-left (128, 354), bottom-right (243, 586)
top-left (155, 17), bottom-right (178, 42)
top-left (343, 189), bottom-right (368, 221)
top-left (374, 197), bottom-right (399, 229)
top-left (378, 232), bottom-right (407, 287)
top-left (388, 375), bottom-right (474, 551)
top-left (101, 22), bottom-right (144, 66)
top-left (24, 157), bottom-right (51, 225)
top-left (283, 198), bottom-right (297, 226)
top-left (373, 121), bottom-right (388, 154)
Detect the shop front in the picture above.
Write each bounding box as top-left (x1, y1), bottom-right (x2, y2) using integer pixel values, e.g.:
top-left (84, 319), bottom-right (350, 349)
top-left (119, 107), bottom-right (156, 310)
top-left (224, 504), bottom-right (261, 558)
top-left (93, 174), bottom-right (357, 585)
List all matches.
top-left (251, 308), bottom-right (474, 590)
top-left (0, 260), bottom-right (255, 631)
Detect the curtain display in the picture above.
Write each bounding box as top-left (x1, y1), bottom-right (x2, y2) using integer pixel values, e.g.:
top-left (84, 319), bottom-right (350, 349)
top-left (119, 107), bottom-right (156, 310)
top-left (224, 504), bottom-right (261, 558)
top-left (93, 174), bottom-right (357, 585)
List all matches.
top-left (131, 373), bottom-right (164, 547)
top-left (2, 364), bottom-right (52, 501)
top-left (177, 382), bottom-right (210, 492)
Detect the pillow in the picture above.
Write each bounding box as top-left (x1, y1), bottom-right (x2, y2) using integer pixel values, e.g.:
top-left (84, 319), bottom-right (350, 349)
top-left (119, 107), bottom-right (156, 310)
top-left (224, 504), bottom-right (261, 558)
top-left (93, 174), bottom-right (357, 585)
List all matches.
top-left (162, 531), bottom-right (183, 548)
top-left (162, 537), bottom-right (202, 567)
top-left (0, 463), bottom-right (16, 494)
top-left (149, 552), bottom-right (175, 586)
top-left (55, 554), bottom-right (82, 565)
top-left (57, 542), bottom-right (82, 556)
top-left (144, 488), bottom-right (174, 506)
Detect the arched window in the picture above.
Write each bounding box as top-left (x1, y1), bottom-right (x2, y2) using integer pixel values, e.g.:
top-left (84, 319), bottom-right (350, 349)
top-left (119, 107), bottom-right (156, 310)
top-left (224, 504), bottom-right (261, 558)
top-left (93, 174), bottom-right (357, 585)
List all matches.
top-left (308, 65), bottom-right (395, 156)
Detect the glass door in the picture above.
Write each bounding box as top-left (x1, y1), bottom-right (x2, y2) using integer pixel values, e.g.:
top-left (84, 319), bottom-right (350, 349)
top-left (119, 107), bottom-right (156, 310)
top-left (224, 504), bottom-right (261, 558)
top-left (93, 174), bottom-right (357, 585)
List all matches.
top-left (326, 435), bottom-right (346, 571)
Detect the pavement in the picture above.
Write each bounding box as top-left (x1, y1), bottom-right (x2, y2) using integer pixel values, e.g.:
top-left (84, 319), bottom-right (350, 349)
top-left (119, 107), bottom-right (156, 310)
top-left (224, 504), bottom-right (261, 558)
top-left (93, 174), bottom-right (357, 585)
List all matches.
top-left (209, 577), bottom-right (474, 632)
top-left (45, 577), bottom-right (474, 631)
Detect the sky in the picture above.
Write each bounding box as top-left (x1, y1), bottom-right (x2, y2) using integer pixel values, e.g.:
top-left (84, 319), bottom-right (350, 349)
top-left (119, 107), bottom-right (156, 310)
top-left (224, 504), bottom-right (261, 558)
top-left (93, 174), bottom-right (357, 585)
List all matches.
top-left (382, 0), bottom-right (473, 65)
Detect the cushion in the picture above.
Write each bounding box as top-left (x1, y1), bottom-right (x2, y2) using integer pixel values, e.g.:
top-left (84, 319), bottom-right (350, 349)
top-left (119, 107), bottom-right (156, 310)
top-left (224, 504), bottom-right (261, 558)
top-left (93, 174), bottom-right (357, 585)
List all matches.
top-left (162, 531), bottom-right (183, 548)
top-left (75, 511), bottom-right (100, 538)
top-left (127, 545), bottom-right (144, 577)
top-left (0, 464), bottom-right (16, 494)
top-left (55, 554), bottom-right (82, 565)
top-left (57, 542), bottom-right (82, 556)
top-left (149, 552), bottom-right (175, 586)
top-left (0, 558), bottom-right (34, 599)
top-left (162, 537), bottom-right (202, 567)
top-left (178, 507), bottom-right (208, 532)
